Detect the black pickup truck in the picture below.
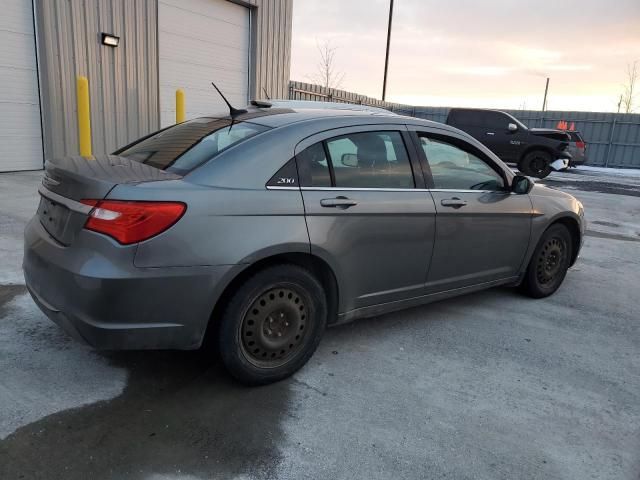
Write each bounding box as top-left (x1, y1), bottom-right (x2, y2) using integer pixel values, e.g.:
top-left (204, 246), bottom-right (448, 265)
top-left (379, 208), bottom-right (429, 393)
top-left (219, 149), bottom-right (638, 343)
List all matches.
top-left (446, 108), bottom-right (572, 178)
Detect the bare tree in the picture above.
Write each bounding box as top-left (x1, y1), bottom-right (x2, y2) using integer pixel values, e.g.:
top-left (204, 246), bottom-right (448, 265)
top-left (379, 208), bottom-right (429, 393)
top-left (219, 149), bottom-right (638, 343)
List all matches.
top-left (306, 39), bottom-right (345, 90)
top-left (621, 61), bottom-right (638, 113)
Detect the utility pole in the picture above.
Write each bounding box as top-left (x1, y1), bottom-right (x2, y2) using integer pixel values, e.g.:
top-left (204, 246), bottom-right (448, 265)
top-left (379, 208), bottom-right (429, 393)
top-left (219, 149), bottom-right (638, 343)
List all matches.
top-left (541, 77), bottom-right (550, 111)
top-left (382, 0), bottom-right (394, 101)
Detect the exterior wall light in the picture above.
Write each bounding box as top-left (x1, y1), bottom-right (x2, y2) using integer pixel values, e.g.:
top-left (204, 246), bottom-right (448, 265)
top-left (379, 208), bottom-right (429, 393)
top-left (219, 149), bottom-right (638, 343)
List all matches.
top-left (101, 33), bottom-right (120, 47)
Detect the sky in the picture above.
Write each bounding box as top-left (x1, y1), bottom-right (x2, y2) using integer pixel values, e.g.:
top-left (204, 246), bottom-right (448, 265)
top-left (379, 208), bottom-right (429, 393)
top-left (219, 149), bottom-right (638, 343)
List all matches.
top-left (290, 0), bottom-right (640, 112)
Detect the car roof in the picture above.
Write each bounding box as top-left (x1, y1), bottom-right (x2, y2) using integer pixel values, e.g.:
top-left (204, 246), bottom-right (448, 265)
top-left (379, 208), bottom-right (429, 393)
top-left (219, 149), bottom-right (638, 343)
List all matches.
top-left (448, 107), bottom-right (512, 115)
top-left (198, 102), bottom-right (444, 130)
top-left (266, 99), bottom-right (395, 114)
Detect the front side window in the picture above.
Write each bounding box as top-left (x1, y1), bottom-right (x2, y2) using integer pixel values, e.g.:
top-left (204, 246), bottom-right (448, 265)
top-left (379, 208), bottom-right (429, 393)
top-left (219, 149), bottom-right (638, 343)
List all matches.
top-left (481, 111), bottom-right (508, 129)
top-left (419, 135), bottom-right (505, 191)
top-left (117, 118), bottom-right (269, 175)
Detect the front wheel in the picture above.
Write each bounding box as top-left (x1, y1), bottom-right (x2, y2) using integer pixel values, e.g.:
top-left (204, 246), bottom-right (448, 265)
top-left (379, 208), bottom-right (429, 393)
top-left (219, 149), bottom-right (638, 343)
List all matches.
top-left (521, 224), bottom-right (573, 298)
top-left (519, 150), bottom-right (552, 178)
top-left (218, 264), bottom-right (327, 385)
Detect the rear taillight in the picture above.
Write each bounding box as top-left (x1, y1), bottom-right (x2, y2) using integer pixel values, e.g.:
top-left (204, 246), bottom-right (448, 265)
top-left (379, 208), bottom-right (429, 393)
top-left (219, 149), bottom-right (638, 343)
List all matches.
top-left (576, 141), bottom-right (585, 150)
top-left (80, 200), bottom-right (186, 245)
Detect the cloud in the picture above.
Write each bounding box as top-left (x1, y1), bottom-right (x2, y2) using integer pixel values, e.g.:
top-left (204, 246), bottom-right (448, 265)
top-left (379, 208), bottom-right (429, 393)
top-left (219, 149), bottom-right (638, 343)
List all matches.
top-left (291, 0), bottom-right (640, 111)
top-left (440, 66), bottom-right (515, 76)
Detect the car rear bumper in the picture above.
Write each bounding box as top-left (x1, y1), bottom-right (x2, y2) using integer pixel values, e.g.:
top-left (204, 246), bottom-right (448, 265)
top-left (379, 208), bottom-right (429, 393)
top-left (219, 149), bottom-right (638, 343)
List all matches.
top-left (569, 157), bottom-right (587, 167)
top-left (23, 218), bottom-right (235, 350)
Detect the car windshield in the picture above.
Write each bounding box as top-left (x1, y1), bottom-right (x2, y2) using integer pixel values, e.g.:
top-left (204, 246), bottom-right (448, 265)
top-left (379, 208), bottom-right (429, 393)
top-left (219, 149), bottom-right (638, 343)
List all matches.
top-left (116, 118), bottom-right (269, 175)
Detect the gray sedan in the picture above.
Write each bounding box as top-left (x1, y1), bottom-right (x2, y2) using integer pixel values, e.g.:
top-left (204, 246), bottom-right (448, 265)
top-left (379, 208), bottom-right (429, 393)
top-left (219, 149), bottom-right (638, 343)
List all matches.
top-left (23, 104), bottom-right (585, 385)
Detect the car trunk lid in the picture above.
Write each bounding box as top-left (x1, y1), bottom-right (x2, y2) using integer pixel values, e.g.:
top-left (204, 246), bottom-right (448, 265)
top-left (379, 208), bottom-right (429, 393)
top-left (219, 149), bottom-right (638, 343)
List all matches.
top-left (39, 155), bottom-right (181, 245)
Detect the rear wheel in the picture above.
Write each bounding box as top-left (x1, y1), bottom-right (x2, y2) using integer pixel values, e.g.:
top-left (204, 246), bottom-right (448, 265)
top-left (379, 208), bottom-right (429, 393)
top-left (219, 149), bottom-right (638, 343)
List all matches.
top-left (519, 150), bottom-right (552, 178)
top-left (218, 264), bottom-right (327, 385)
top-left (521, 224), bottom-right (573, 298)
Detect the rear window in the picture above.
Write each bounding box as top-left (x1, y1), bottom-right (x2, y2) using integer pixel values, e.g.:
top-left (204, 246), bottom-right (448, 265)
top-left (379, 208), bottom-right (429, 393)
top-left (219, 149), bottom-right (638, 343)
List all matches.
top-left (116, 118), bottom-right (269, 175)
top-left (568, 132), bottom-right (584, 142)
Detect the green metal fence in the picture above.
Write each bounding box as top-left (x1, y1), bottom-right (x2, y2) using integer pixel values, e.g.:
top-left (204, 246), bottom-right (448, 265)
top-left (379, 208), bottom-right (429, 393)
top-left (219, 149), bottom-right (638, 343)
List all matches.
top-left (289, 80), bottom-right (640, 168)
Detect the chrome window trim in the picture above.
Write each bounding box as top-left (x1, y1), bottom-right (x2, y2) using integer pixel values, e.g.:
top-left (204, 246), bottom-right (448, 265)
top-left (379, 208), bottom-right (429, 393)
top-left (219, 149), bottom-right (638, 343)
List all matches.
top-left (301, 186), bottom-right (429, 192)
top-left (429, 189), bottom-right (511, 194)
top-left (267, 186), bottom-right (513, 194)
top-left (266, 186), bottom-right (300, 190)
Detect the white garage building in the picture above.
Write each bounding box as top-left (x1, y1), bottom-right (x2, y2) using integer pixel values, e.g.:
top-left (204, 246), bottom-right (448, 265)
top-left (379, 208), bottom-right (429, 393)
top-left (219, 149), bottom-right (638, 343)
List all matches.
top-left (1, 0), bottom-right (43, 171)
top-left (0, 0), bottom-right (293, 171)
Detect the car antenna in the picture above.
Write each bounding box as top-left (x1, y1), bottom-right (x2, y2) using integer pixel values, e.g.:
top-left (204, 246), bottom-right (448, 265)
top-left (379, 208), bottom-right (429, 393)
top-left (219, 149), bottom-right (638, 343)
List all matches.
top-left (211, 82), bottom-right (247, 116)
top-left (250, 88), bottom-right (272, 108)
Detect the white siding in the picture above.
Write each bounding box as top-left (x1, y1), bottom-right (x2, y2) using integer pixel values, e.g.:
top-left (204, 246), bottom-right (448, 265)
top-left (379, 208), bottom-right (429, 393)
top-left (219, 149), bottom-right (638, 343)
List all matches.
top-left (158, 0), bottom-right (250, 127)
top-left (0, 0), bottom-right (43, 171)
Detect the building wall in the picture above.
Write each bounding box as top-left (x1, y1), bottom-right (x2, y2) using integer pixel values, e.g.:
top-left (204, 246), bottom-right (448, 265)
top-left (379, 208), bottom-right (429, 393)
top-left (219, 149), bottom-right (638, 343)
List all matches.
top-left (35, 0), bottom-right (292, 161)
top-left (35, 0), bottom-right (159, 161)
top-left (248, 0), bottom-right (293, 100)
top-left (0, 0), bottom-right (44, 172)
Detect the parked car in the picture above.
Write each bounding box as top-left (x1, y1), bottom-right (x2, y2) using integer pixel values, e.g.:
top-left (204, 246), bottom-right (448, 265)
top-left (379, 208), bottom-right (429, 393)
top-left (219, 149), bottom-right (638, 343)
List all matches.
top-left (24, 103), bottom-right (585, 385)
top-left (565, 130), bottom-right (587, 167)
top-left (446, 108), bottom-right (572, 178)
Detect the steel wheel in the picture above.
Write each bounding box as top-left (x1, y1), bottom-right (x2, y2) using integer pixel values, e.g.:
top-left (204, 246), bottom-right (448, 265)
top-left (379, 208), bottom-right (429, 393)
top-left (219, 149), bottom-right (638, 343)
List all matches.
top-left (521, 223), bottom-right (573, 299)
top-left (529, 155), bottom-right (548, 176)
top-left (535, 237), bottom-right (566, 286)
top-left (218, 264), bottom-right (327, 385)
top-left (240, 286), bottom-right (310, 368)
top-left (520, 150), bottom-right (552, 178)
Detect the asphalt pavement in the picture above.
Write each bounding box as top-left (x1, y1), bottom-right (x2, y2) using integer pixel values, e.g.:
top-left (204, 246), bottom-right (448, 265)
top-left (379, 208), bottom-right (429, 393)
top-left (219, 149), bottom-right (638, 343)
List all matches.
top-left (1, 168), bottom-right (638, 480)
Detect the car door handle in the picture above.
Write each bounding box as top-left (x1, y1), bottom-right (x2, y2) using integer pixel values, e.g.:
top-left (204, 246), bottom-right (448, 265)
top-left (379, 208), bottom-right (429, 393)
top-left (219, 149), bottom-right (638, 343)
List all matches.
top-left (320, 197), bottom-right (358, 209)
top-left (441, 198), bottom-right (467, 208)
top-left (486, 132), bottom-right (495, 135)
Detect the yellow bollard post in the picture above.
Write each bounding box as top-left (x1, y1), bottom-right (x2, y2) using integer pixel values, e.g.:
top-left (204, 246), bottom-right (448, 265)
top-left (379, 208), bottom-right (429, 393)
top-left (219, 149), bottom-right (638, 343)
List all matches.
top-left (176, 89), bottom-right (185, 124)
top-left (76, 76), bottom-right (92, 157)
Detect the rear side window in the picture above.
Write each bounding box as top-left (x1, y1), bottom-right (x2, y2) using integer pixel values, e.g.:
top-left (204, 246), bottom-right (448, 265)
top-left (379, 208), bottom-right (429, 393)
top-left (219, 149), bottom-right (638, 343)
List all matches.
top-left (297, 131), bottom-right (415, 189)
top-left (116, 118), bottom-right (269, 175)
top-left (296, 143), bottom-right (332, 187)
top-left (450, 110), bottom-right (513, 129)
top-left (448, 110), bottom-right (468, 125)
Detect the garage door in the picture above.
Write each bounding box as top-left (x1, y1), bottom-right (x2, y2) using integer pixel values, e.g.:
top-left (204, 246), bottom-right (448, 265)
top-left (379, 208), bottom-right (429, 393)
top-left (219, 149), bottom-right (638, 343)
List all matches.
top-left (0, 0), bottom-right (43, 171)
top-left (158, 0), bottom-right (250, 127)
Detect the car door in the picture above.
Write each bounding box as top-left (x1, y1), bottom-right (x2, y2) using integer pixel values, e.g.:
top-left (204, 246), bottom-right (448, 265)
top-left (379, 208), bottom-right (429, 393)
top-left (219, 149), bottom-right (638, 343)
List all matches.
top-left (410, 128), bottom-right (532, 292)
top-left (477, 111), bottom-right (511, 158)
top-left (295, 125), bottom-right (437, 313)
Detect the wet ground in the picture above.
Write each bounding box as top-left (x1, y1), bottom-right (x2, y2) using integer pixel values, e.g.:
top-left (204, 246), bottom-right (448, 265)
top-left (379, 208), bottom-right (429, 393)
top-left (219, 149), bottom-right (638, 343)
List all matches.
top-left (1, 169), bottom-right (639, 480)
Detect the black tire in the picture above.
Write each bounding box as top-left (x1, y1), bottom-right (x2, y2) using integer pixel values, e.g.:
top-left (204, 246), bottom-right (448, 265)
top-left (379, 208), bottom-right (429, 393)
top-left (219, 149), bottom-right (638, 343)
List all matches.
top-left (521, 224), bottom-right (573, 298)
top-left (218, 264), bottom-right (327, 385)
top-left (519, 150), bottom-right (552, 178)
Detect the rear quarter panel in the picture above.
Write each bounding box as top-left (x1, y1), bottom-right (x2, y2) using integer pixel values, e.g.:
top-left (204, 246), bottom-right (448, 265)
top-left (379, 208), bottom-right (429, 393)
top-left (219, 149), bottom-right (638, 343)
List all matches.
top-left (106, 181), bottom-right (310, 268)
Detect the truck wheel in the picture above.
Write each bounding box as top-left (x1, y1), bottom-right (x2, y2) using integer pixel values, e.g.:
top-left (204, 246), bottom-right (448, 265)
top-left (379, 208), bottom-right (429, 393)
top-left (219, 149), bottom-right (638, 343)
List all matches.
top-left (519, 150), bottom-right (552, 178)
top-left (218, 264), bottom-right (327, 385)
top-left (520, 224), bottom-right (573, 298)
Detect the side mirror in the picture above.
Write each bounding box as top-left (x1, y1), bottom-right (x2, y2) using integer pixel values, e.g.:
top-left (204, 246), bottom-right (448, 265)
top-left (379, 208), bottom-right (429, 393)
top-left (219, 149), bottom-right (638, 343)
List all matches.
top-left (341, 153), bottom-right (358, 167)
top-left (511, 175), bottom-right (532, 194)
top-left (508, 123), bottom-right (518, 132)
